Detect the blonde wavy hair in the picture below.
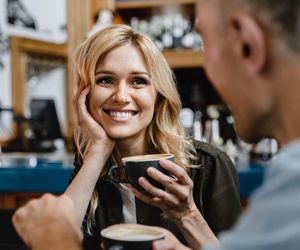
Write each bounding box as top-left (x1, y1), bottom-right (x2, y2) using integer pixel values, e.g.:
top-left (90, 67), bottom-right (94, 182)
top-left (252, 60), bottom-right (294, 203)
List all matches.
top-left (73, 24), bottom-right (196, 233)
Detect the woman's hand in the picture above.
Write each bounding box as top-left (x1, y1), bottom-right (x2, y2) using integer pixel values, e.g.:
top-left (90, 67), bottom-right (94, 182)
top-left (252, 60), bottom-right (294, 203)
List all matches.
top-left (152, 228), bottom-right (192, 250)
top-left (153, 240), bottom-right (191, 250)
top-left (131, 160), bottom-right (199, 223)
top-left (131, 161), bottom-right (218, 249)
top-left (73, 85), bottom-right (115, 153)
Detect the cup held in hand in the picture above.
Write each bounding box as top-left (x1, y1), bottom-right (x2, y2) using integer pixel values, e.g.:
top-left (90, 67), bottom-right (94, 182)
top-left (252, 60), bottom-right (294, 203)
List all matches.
top-left (108, 153), bottom-right (174, 193)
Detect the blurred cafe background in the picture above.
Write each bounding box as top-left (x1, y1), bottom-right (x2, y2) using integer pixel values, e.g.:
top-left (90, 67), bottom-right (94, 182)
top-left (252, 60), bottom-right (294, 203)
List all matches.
top-left (0, 0), bottom-right (278, 217)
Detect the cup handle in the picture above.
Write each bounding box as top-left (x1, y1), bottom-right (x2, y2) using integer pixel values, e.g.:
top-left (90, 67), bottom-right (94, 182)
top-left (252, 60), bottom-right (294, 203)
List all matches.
top-left (108, 165), bottom-right (129, 183)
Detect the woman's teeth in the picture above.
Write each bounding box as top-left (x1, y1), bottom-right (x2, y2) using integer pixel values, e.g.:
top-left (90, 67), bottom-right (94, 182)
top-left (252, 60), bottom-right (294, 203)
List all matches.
top-left (109, 111), bottom-right (134, 118)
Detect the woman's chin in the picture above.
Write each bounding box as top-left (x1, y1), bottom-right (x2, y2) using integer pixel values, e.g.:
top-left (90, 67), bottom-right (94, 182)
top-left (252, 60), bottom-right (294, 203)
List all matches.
top-left (105, 130), bottom-right (131, 140)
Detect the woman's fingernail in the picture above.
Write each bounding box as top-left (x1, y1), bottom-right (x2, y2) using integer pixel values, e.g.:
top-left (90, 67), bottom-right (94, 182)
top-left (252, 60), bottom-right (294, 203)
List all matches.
top-left (139, 177), bottom-right (145, 183)
top-left (147, 167), bottom-right (155, 174)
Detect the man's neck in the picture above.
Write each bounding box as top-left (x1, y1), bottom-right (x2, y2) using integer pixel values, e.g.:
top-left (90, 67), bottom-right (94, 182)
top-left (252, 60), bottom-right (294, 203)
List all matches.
top-left (270, 59), bottom-right (300, 146)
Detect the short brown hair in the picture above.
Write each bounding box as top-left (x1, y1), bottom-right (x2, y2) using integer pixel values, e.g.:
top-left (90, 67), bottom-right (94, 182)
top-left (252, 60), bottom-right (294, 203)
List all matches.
top-left (216, 0), bottom-right (300, 53)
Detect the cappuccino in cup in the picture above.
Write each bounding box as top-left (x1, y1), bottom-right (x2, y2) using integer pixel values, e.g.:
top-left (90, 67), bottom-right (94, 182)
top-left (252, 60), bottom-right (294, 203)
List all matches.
top-left (108, 153), bottom-right (174, 193)
top-left (101, 224), bottom-right (165, 250)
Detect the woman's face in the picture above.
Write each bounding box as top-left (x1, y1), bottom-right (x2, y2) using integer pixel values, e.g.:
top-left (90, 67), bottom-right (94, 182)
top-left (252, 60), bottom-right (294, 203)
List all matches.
top-left (89, 43), bottom-right (157, 142)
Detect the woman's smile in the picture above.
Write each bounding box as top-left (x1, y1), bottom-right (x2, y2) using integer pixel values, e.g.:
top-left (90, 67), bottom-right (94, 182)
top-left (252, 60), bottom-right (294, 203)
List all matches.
top-left (102, 109), bottom-right (138, 122)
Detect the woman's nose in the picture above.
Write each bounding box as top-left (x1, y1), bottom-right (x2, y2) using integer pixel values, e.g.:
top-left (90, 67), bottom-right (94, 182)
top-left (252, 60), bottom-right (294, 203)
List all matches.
top-left (112, 83), bottom-right (130, 103)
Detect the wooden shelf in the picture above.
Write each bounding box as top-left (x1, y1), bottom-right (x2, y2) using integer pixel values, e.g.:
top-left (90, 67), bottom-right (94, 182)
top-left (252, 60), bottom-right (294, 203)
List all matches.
top-left (163, 49), bottom-right (204, 68)
top-left (10, 36), bottom-right (67, 58)
top-left (116, 0), bottom-right (195, 9)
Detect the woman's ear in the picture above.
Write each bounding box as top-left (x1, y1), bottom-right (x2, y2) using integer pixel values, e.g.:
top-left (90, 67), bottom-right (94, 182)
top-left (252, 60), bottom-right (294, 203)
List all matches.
top-left (229, 13), bottom-right (267, 74)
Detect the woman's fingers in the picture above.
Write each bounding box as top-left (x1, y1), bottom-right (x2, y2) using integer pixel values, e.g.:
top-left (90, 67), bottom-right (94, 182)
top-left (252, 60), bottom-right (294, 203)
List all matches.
top-left (137, 177), bottom-right (181, 207)
top-left (73, 86), bottom-right (103, 137)
top-left (76, 87), bottom-right (92, 125)
top-left (72, 84), bottom-right (86, 122)
top-left (72, 85), bottom-right (115, 150)
top-left (145, 167), bottom-right (192, 201)
top-left (139, 177), bottom-right (172, 199)
top-left (159, 160), bottom-right (193, 186)
top-left (130, 186), bottom-right (154, 204)
top-left (130, 187), bottom-right (168, 210)
top-left (153, 240), bottom-right (191, 250)
top-left (147, 168), bottom-right (176, 190)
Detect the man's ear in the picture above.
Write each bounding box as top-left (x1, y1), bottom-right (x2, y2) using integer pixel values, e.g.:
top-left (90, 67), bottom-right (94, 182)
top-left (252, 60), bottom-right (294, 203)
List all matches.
top-left (229, 13), bottom-right (267, 74)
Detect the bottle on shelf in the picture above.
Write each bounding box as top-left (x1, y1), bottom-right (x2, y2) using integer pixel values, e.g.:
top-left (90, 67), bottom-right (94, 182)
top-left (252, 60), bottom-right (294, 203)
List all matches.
top-left (193, 110), bottom-right (204, 141)
top-left (179, 108), bottom-right (194, 137)
top-left (204, 106), bottom-right (223, 148)
top-left (172, 14), bottom-right (185, 49)
top-left (224, 139), bottom-right (238, 165)
top-left (88, 9), bottom-right (113, 37)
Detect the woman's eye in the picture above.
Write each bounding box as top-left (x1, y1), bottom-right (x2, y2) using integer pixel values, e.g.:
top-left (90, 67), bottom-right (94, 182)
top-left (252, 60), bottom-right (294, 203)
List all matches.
top-left (96, 77), bottom-right (113, 85)
top-left (132, 77), bottom-right (148, 86)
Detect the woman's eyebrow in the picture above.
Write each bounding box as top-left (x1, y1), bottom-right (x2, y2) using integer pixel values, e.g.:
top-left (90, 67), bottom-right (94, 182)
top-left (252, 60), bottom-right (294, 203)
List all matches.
top-left (95, 70), bottom-right (151, 78)
top-left (95, 70), bottom-right (115, 75)
top-left (130, 71), bottom-right (151, 77)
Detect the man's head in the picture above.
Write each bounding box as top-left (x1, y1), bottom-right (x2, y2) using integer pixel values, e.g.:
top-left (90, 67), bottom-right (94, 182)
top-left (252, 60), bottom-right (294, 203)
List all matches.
top-left (196, 0), bottom-right (300, 145)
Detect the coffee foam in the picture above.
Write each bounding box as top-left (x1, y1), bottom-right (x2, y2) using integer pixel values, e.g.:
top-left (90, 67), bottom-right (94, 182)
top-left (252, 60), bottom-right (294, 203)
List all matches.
top-left (102, 226), bottom-right (164, 241)
top-left (122, 154), bottom-right (173, 162)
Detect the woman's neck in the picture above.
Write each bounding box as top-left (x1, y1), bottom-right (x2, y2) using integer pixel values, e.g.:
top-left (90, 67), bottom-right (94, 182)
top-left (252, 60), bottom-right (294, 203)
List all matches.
top-left (115, 136), bottom-right (149, 158)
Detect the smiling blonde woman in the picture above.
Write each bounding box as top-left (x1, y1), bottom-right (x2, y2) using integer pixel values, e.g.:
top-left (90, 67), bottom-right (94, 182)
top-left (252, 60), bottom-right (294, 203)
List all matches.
top-left (66, 24), bottom-right (241, 250)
